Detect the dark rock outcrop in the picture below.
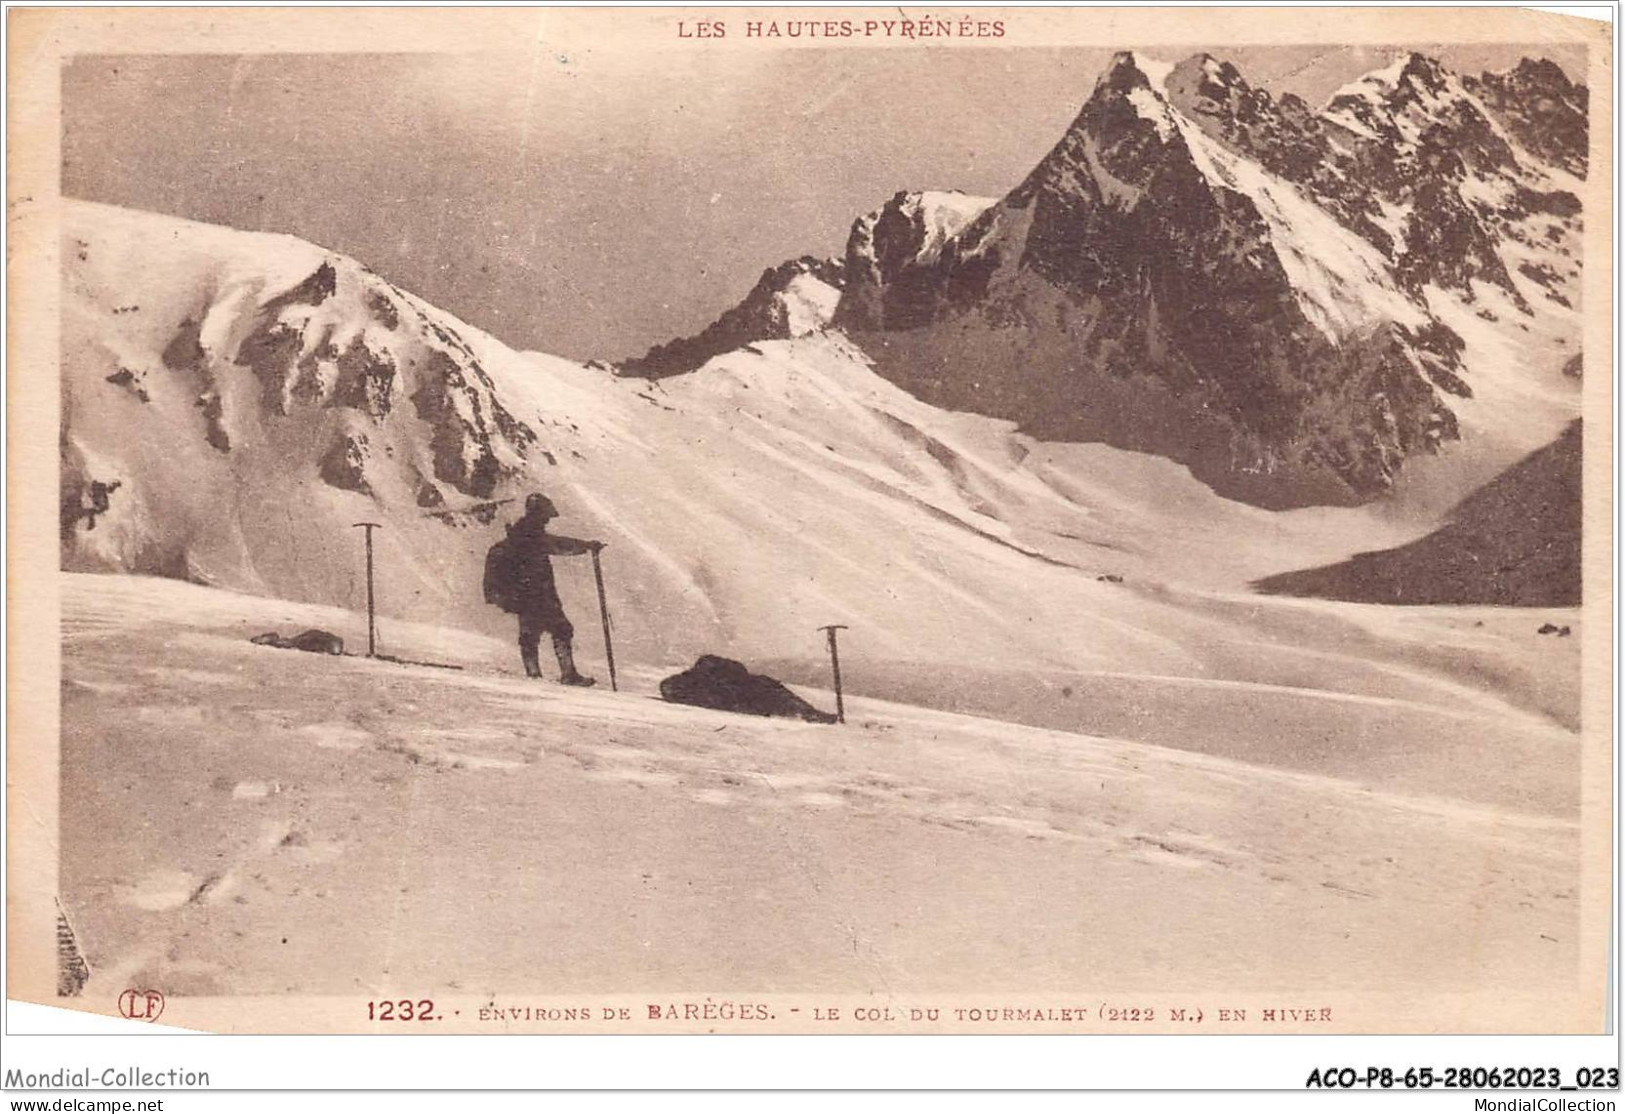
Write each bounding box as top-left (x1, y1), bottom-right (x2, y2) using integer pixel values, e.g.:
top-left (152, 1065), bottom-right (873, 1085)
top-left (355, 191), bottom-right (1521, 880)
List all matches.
top-left (250, 629), bottom-right (346, 654)
top-left (621, 257), bottom-right (845, 378)
top-left (624, 50), bottom-right (1583, 510)
top-left (318, 430), bottom-right (373, 496)
top-left (105, 367), bottom-right (150, 403)
top-left (836, 190), bottom-right (995, 331)
top-left (659, 655), bottom-right (837, 723)
top-left (1254, 420), bottom-right (1581, 605)
top-left (831, 50), bottom-right (1582, 508)
top-left (1463, 57), bottom-right (1588, 179)
top-left (60, 475), bottom-right (121, 540)
top-left (224, 261), bottom-right (538, 499)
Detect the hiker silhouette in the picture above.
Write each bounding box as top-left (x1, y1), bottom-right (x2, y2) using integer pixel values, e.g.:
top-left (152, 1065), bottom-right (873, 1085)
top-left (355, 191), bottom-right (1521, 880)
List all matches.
top-left (484, 493), bottom-right (604, 685)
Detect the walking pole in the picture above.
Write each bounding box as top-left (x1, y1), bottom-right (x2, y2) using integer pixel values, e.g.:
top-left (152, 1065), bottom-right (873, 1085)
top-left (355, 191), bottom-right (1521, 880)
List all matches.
top-left (352, 522), bottom-right (382, 657)
top-left (590, 547), bottom-right (618, 692)
top-left (818, 624), bottom-right (849, 724)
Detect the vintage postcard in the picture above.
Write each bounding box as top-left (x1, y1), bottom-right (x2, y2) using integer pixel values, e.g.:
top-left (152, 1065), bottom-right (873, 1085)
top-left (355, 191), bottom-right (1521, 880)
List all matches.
top-left (6, 5), bottom-right (1614, 1039)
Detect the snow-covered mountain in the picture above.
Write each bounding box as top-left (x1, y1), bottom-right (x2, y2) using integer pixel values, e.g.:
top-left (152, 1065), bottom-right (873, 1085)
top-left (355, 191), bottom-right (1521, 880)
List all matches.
top-left (46, 48), bottom-right (1597, 1032)
top-left (620, 256), bottom-right (845, 378)
top-left (52, 202), bottom-right (1256, 662)
top-left (57, 49), bottom-right (1587, 726)
top-left (1462, 57), bottom-right (1589, 180)
top-left (57, 190), bottom-right (1591, 870)
top-left (64, 192), bottom-right (1563, 689)
top-left (835, 189), bottom-right (998, 330)
top-left (638, 50), bottom-right (1585, 510)
top-left (62, 203), bottom-right (550, 581)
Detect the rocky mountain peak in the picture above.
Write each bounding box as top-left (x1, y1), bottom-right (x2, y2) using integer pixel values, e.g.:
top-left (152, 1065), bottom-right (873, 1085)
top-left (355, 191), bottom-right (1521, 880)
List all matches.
top-left (1167, 52), bottom-right (1247, 99)
top-left (622, 48), bottom-right (1584, 509)
top-left (849, 190), bottom-right (998, 271)
top-left (619, 255), bottom-right (845, 378)
top-left (1324, 53), bottom-right (1445, 141)
top-left (1396, 51), bottom-right (1452, 95)
top-left (836, 189), bottom-right (995, 331)
top-left (1162, 51), bottom-right (1317, 170)
top-left (1464, 57), bottom-right (1588, 178)
top-left (1096, 50), bottom-right (1166, 92)
top-left (1503, 56), bottom-right (1582, 97)
top-left (63, 203), bottom-right (542, 525)
top-left (1333, 51), bottom-right (1452, 106)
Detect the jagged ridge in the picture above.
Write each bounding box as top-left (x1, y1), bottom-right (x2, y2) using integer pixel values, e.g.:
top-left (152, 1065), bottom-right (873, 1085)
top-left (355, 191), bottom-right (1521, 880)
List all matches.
top-left (626, 49), bottom-right (1583, 508)
top-left (821, 50), bottom-right (1581, 507)
top-left (620, 256), bottom-right (844, 378)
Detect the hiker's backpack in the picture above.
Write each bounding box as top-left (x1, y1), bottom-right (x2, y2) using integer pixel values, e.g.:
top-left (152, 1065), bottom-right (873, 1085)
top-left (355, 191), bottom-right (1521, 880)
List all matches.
top-left (483, 536), bottom-right (518, 613)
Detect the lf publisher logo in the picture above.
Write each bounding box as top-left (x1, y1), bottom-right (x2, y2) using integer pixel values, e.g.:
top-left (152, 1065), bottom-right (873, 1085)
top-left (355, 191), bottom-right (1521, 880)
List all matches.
top-left (117, 988), bottom-right (166, 1023)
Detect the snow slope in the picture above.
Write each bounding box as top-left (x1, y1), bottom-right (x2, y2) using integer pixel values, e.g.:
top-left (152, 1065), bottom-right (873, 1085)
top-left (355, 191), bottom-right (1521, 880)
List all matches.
top-left (58, 575), bottom-right (1582, 1026)
top-left (62, 200), bottom-right (1581, 743)
top-left (45, 46), bottom-right (1598, 1033)
top-left (53, 201), bottom-right (1590, 1031)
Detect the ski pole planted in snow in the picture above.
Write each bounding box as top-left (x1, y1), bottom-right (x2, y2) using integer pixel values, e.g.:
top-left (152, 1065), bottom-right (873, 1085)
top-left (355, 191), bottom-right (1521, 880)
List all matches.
top-left (819, 624), bottom-right (849, 724)
top-left (352, 522), bottom-right (382, 657)
top-left (590, 547), bottom-right (618, 692)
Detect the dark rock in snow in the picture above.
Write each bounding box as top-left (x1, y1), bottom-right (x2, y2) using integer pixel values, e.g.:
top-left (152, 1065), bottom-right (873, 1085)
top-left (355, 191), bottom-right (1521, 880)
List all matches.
top-left (318, 431), bottom-right (373, 496)
top-left (60, 476), bottom-right (122, 539)
top-left (105, 367), bottom-right (151, 403)
top-left (250, 629), bottom-right (346, 654)
top-left (659, 655), bottom-right (837, 723)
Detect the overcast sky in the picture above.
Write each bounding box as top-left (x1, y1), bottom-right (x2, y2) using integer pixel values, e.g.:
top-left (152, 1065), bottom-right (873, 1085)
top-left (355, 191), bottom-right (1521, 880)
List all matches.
top-left (63, 43), bottom-right (1585, 362)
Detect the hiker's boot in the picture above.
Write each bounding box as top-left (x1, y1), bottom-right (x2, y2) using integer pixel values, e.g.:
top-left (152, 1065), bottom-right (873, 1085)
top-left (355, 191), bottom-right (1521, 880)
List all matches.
top-left (520, 645), bottom-right (544, 679)
top-left (553, 635), bottom-right (597, 688)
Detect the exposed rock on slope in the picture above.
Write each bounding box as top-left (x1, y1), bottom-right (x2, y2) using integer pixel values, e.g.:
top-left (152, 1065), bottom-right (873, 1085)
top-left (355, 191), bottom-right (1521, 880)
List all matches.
top-left (839, 53), bottom-right (1461, 506)
top-left (1254, 421), bottom-right (1581, 605)
top-left (66, 204), bottom-right (538, 520)
top-left (1463, 57), bottom-right (1589, 179)
top-left (73, 199), bottom-right (1459, 675)
top-left (658, 655), bottom-right (836, 723)
top-left (640, 51), bottom-right (1584, 510)
top-left (620, 256), bottom-right (844, 378)
top-left (834, 190), bottom-right (996, 330)
top-left (60, 201), bottom-right (563, 594)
